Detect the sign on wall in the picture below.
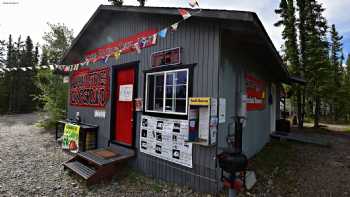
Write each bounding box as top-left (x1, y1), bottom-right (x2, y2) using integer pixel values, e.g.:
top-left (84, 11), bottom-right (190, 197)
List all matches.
top-left (151, 47), bottom-right (181, 67)
top-left (140, 115), bottom-right (193, 168)
top-left (245, 73), bottom-right (266, 111)
top-left (62, 123), bottom-right (80, 153)
top-left (119, 84), bottom-right (133, 102)
top-left (70, 67), bottom-right (110, 108)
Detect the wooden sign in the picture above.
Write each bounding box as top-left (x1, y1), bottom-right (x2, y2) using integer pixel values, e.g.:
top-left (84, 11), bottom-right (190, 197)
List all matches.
top-left (151, 47), bottom-right (181, 67)
top-left (245, 73), bottom-right (266, 111)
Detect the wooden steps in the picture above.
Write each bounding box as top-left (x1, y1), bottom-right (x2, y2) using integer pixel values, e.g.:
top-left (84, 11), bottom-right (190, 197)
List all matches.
top-left (64, 161), bottom-right (96, 179)
top-left (63, 145), bottom-right (135, 185)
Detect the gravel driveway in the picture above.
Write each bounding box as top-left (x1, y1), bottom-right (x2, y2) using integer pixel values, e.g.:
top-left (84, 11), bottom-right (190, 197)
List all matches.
top-left (1, 113), bottom-right (350, 197)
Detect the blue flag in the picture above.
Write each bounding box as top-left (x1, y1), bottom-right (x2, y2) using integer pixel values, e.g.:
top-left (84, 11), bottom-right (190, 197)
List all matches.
top-left (158, 28), bottom-right (168, 38)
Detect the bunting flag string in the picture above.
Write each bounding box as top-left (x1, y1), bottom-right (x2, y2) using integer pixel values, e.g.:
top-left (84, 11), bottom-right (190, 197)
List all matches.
top-left (0, 0), bottom-right (201, 75)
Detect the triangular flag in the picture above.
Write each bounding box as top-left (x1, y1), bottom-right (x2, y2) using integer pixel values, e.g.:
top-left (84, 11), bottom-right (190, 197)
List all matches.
top-left (152, 34), bottom-right (157, 45)
top-left (27, 67), bottom-right (33, 70)
top-left (64, 66), bottom-right (69, 72)
top-left (49, 65), bottom-right (55, 70)
top-left (104, 55), bottom-right (110, 64)
top-left (20, 67), bottom-right (27, 71)
top-left (171, 22), bottom-right (179, 31)
top-left (42, 65), bottom-right (48, 69)
top-left (134, 43), bottom-right (141, 54)
top-left (158, 28), bottom-right (168, 38)
top-left (178, 9), bottom-right (191, 20)
top-left (114, 50), bottom-right (121, 61)
top-left (13, 67), bottom-right (18, 71)
top-left (189, 0), bottom-right (200, 8)
top-left (0, 68), bottom-right (4, 73)
top-left (4, 68), bottom-right (10, 71)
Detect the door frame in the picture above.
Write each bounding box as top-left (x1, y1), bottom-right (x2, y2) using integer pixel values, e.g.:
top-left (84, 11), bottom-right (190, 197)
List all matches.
top-left (110, 61), bottom-right (139, 149)
top-left (270, 83), bottom-right (276, 133)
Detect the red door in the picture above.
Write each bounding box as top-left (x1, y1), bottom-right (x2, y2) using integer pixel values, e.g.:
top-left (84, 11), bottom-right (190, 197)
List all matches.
top-left (115, 67), bottom-right (135, 146)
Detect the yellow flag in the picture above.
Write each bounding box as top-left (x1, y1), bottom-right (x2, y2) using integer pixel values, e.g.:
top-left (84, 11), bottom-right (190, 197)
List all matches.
top-left (114, 50), bottom-right (121, 61)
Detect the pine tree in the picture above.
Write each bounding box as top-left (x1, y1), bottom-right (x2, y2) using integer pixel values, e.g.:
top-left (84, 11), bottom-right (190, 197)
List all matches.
top-left (328, 24), bottom-right (344, 121)
top-left (108, 0), bottom-right (123, 6)
top-left (275, 0), bottom-right (303, 127)
top-left (137, 0), bottom-right (146, 7)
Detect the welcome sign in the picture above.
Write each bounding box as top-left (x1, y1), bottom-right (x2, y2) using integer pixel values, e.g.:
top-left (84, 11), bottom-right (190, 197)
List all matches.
top-left (70, 67), bottom-right (110, 108)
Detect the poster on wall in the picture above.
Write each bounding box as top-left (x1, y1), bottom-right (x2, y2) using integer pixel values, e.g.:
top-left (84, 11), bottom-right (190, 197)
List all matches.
top-left (245, 73), bottom-right (266, 111)
top-left (140, 115), bottom-right (193, 168)
top-left (62, 123), bottom-right (80, 153)
top-left (70, 67), bottom-right (110, 108)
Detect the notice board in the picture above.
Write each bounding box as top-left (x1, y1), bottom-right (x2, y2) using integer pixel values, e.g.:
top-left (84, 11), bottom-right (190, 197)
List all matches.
top-left (140, 115), bottom-right (193, 168)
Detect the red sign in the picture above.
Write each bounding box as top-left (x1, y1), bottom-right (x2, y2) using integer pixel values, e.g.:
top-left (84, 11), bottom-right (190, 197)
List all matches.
top-left (70, 67), bottom-right (110, 108)
top-left (84, 29), bottom-right (158, 62)
top-left (151, 47), bottom-right (181, 67)
top-left (245, 73), bottom-right (266, 111)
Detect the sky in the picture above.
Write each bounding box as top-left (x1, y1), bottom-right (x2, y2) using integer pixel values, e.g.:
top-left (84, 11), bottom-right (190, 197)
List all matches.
top-left (0, 0), bottom-right (349, 59)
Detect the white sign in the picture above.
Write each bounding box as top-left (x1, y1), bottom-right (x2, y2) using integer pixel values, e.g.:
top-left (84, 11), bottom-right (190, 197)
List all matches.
top-left (119, 84), bottom-right (133, 101)
top-left (219, 98), bottom-right (226, 123)
top-left (140, 115), bottom-right (193, 168)
top-left (94, 110), bottom-right (106, 119)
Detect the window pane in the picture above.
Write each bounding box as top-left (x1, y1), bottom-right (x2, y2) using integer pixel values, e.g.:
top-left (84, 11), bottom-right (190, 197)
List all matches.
top-left (176, 85), bottom-right (187, 99)
top-left (147, 75), bottom-right (155, 110)
top-left (176, 71), bottom-right (187, 85)
top-left (155, 86), bottom-right (164, 99)
top-left (147, 74), bottom-right (164, 112)
top-left (166, 73), bottom-right (174, 85)
top-left (166, 86), bottom-right (173, 98)
top-left (155, 99), bottom-right (163, 111)
top-left (155, 75), bottom-right (164, 86)
top-left (165, 99), bottom-right (174, 112)
top-left (175, 99), bottom-right (186, 113)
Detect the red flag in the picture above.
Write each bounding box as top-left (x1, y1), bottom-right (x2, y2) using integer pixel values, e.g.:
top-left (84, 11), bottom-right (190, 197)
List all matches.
top-left (178, 8), bottom-right (191, 20)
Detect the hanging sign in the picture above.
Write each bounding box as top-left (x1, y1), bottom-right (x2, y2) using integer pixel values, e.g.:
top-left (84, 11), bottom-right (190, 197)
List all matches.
top-left (140, 115), bottom-right (193, 168)
top-left (245, 73), bottom-right (266, 111)
top-left (84, 29), bottom-right (158, 62)
top-left (189, 97), bottom-right (210, 106)
top-left (119, 84), bottom-right (133, 101)
top-left (70, 67), bottom-right (110, 108)
top-left (151, 47), bottom-right (181, 67)
top-left (62, 123), bottom-right (80, 153)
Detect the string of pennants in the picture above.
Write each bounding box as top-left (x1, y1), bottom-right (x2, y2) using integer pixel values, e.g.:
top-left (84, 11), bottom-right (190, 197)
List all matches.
top-left (0, 0), bottom-right (201, 74)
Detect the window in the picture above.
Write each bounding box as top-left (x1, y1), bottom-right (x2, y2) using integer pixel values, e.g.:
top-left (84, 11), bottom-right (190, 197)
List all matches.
top-left (145, 69), bottom-right (189, 115)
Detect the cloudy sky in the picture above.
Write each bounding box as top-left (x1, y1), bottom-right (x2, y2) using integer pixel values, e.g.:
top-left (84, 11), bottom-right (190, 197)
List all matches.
top-left (0, 0), bottom-right (349, 58)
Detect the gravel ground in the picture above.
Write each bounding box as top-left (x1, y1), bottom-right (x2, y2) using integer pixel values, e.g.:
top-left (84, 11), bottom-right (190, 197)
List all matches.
top-left (1, 113), bottom-right (350, 197)
top-left (0, 113), bottom-right (202, 197)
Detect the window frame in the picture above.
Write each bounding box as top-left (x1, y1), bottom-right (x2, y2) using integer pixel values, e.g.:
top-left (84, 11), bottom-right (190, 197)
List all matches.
top-left (145, 68), bottom-right (189, 115)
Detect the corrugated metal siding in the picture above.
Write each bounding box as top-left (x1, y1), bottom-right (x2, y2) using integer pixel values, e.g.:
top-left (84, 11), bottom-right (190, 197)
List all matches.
top-left (218, 30), bottom-right (273, 158)
top-left (68, 12), bottom-right (221, 193)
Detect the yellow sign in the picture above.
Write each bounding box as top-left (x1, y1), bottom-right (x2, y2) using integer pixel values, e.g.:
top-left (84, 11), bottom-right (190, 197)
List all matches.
top-left (189, 97), bottom-right (210, 106)
top-left (62, 123), bottom-right (80, 153)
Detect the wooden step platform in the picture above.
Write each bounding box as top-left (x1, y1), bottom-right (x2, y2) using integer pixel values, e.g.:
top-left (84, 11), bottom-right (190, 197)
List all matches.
top-left (63, 145), bottom-right (135, 185)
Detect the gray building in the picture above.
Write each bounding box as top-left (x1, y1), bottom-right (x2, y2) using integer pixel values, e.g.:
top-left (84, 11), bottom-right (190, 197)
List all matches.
top-left (62, 5), bottom-right (293, 193)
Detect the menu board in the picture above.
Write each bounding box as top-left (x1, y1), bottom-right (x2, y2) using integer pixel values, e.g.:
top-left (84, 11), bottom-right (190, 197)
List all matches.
top-left (140, 115), bottom-right (193, 168)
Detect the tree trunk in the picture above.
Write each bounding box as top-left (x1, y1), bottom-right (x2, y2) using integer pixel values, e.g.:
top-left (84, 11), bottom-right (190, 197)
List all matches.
top-left (297, 87), bottom-right (304, 128)
top-left (314, 96), bottom-right (320, 128)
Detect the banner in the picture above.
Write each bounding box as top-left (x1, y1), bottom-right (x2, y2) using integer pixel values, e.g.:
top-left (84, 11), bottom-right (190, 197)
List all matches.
top-left (62, 123), bottom-right (80, 153)
top-left (70, 67), bottom-right (110, 108)
top-left (140, 115), bottom-right (193, 168)
top-left (245, 73), bottom-right (266, 111)
top-left (84, 29), bottom-right (158, 63)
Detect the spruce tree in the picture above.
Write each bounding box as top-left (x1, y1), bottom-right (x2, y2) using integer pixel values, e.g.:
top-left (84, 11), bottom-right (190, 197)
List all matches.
top-left (275, 0), bottom-right (303, 127)
top-left (108, 0), bottom-right (123, 6)
top-left (137, 0), bottom-right (146, 7)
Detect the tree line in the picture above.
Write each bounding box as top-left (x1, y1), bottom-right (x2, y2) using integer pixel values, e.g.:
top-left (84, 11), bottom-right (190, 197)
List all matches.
top-left (0, 23), bottom-right (73, 127)
top-left (275, 0), bottom-right (350, 127)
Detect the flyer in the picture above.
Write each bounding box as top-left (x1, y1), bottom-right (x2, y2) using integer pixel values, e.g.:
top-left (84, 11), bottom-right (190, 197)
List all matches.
top-left (140, 115), bottom-right (193, 168)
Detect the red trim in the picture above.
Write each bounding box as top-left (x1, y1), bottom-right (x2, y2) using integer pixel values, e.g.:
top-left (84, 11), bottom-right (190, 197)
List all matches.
top-left (84, 29), bottom-right (158, 62)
